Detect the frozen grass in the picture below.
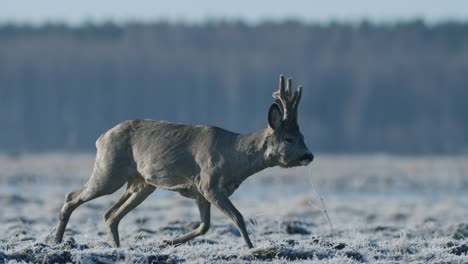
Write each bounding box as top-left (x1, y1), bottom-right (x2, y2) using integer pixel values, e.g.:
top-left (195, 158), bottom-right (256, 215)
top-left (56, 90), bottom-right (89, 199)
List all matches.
top-left (0, 153), bottom-right (468, 263)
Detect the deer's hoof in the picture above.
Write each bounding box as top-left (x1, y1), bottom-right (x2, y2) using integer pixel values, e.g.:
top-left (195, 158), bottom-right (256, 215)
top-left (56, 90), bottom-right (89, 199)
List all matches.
top-left (159, 240), bottom-right (171, 248)
top-left (160, 239), bottom-right (183, 248)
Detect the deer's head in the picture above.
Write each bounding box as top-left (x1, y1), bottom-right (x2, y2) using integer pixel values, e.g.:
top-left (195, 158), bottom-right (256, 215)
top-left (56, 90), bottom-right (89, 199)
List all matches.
top-left (265, 75), bottom-right (313, 168)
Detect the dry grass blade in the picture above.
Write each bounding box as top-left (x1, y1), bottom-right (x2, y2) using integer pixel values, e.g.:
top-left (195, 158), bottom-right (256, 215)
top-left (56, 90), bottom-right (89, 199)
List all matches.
top-left (133, 231), bottom-right (144, 244)
top-left (309, 167), bottom-right (335, 240)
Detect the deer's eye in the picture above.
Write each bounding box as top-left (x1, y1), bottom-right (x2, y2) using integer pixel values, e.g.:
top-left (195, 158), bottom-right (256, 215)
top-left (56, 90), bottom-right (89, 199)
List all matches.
top-left (284, 138), bottom-right (294, 144)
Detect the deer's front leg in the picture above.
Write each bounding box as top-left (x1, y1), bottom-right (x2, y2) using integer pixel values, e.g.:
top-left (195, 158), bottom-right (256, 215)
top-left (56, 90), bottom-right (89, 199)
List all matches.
top-left (204, 190), bottom-right (253, 249)
top-left (163, 196), bottom-right (211, 246)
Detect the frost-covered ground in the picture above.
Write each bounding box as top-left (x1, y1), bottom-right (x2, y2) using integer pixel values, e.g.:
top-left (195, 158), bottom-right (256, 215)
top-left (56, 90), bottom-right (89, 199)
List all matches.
top-left (1, 153), bottom-right (468, 263)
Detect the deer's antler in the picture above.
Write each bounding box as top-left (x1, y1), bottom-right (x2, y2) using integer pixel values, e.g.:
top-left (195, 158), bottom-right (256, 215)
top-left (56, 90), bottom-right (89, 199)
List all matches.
top-left (272, 75), bottom-right (302, 121)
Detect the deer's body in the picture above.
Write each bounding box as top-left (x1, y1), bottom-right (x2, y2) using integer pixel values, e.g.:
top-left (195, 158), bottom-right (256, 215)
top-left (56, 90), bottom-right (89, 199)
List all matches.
top-left (54, 75), bottom-right (313, 248)
top-left (94, 119), bottom-right (269, 198)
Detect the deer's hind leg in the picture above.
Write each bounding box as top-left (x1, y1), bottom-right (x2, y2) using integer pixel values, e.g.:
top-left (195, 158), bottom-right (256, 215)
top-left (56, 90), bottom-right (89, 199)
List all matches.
top-left (54, 185), bottom-right (88, 244)
top-left (54, 165), bottom-right (130, 244)
top-left (104, 179), bottom-right (155, 247)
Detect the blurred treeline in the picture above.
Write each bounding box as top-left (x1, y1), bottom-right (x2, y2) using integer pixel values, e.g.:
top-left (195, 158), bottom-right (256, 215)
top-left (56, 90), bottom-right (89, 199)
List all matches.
top-left (0, 20), bottom-right (467, 154)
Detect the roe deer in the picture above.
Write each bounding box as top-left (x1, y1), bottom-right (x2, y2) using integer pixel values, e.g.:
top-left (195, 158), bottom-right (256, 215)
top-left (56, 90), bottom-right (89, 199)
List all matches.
top-left (53, 75), bottom-right (313, 248)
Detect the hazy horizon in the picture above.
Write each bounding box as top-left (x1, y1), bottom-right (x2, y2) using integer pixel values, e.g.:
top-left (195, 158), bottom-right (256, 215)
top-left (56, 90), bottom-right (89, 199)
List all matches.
top-left (2, 0), bottom-right (467, 25)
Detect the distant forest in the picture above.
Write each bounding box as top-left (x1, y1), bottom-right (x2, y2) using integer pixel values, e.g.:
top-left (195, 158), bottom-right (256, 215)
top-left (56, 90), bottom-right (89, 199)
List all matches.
top-left (0, 21), bottom-right (467, 154)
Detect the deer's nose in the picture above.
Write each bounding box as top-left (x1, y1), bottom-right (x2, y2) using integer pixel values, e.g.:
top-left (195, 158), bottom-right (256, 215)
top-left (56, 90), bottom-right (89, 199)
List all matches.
top-left (301, 153), bottom-right (314, 162)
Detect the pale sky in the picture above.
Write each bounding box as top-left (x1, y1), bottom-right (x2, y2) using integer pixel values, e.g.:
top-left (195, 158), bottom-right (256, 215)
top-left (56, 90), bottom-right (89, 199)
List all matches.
top-left (1, 0), bottom-right (467, 25)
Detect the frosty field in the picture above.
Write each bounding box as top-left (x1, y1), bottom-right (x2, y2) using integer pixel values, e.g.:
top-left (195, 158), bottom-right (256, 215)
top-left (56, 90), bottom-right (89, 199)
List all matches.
top-left (1, 153), bottom-right (468, 263)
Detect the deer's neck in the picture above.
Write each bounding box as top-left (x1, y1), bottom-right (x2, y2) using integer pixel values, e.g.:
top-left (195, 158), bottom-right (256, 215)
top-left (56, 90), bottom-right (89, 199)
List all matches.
top-left (234, 129), bottom-right (271, 179)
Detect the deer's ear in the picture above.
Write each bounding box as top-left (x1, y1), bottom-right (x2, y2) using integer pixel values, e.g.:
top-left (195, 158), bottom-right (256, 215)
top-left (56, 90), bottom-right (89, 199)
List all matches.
top-left (268, 103), bottom-right (282, 130)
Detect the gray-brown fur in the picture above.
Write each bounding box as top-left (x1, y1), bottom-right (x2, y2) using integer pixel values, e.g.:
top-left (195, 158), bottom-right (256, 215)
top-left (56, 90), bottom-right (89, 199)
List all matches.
top-left (53, 75), bottom-right (313, 249)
